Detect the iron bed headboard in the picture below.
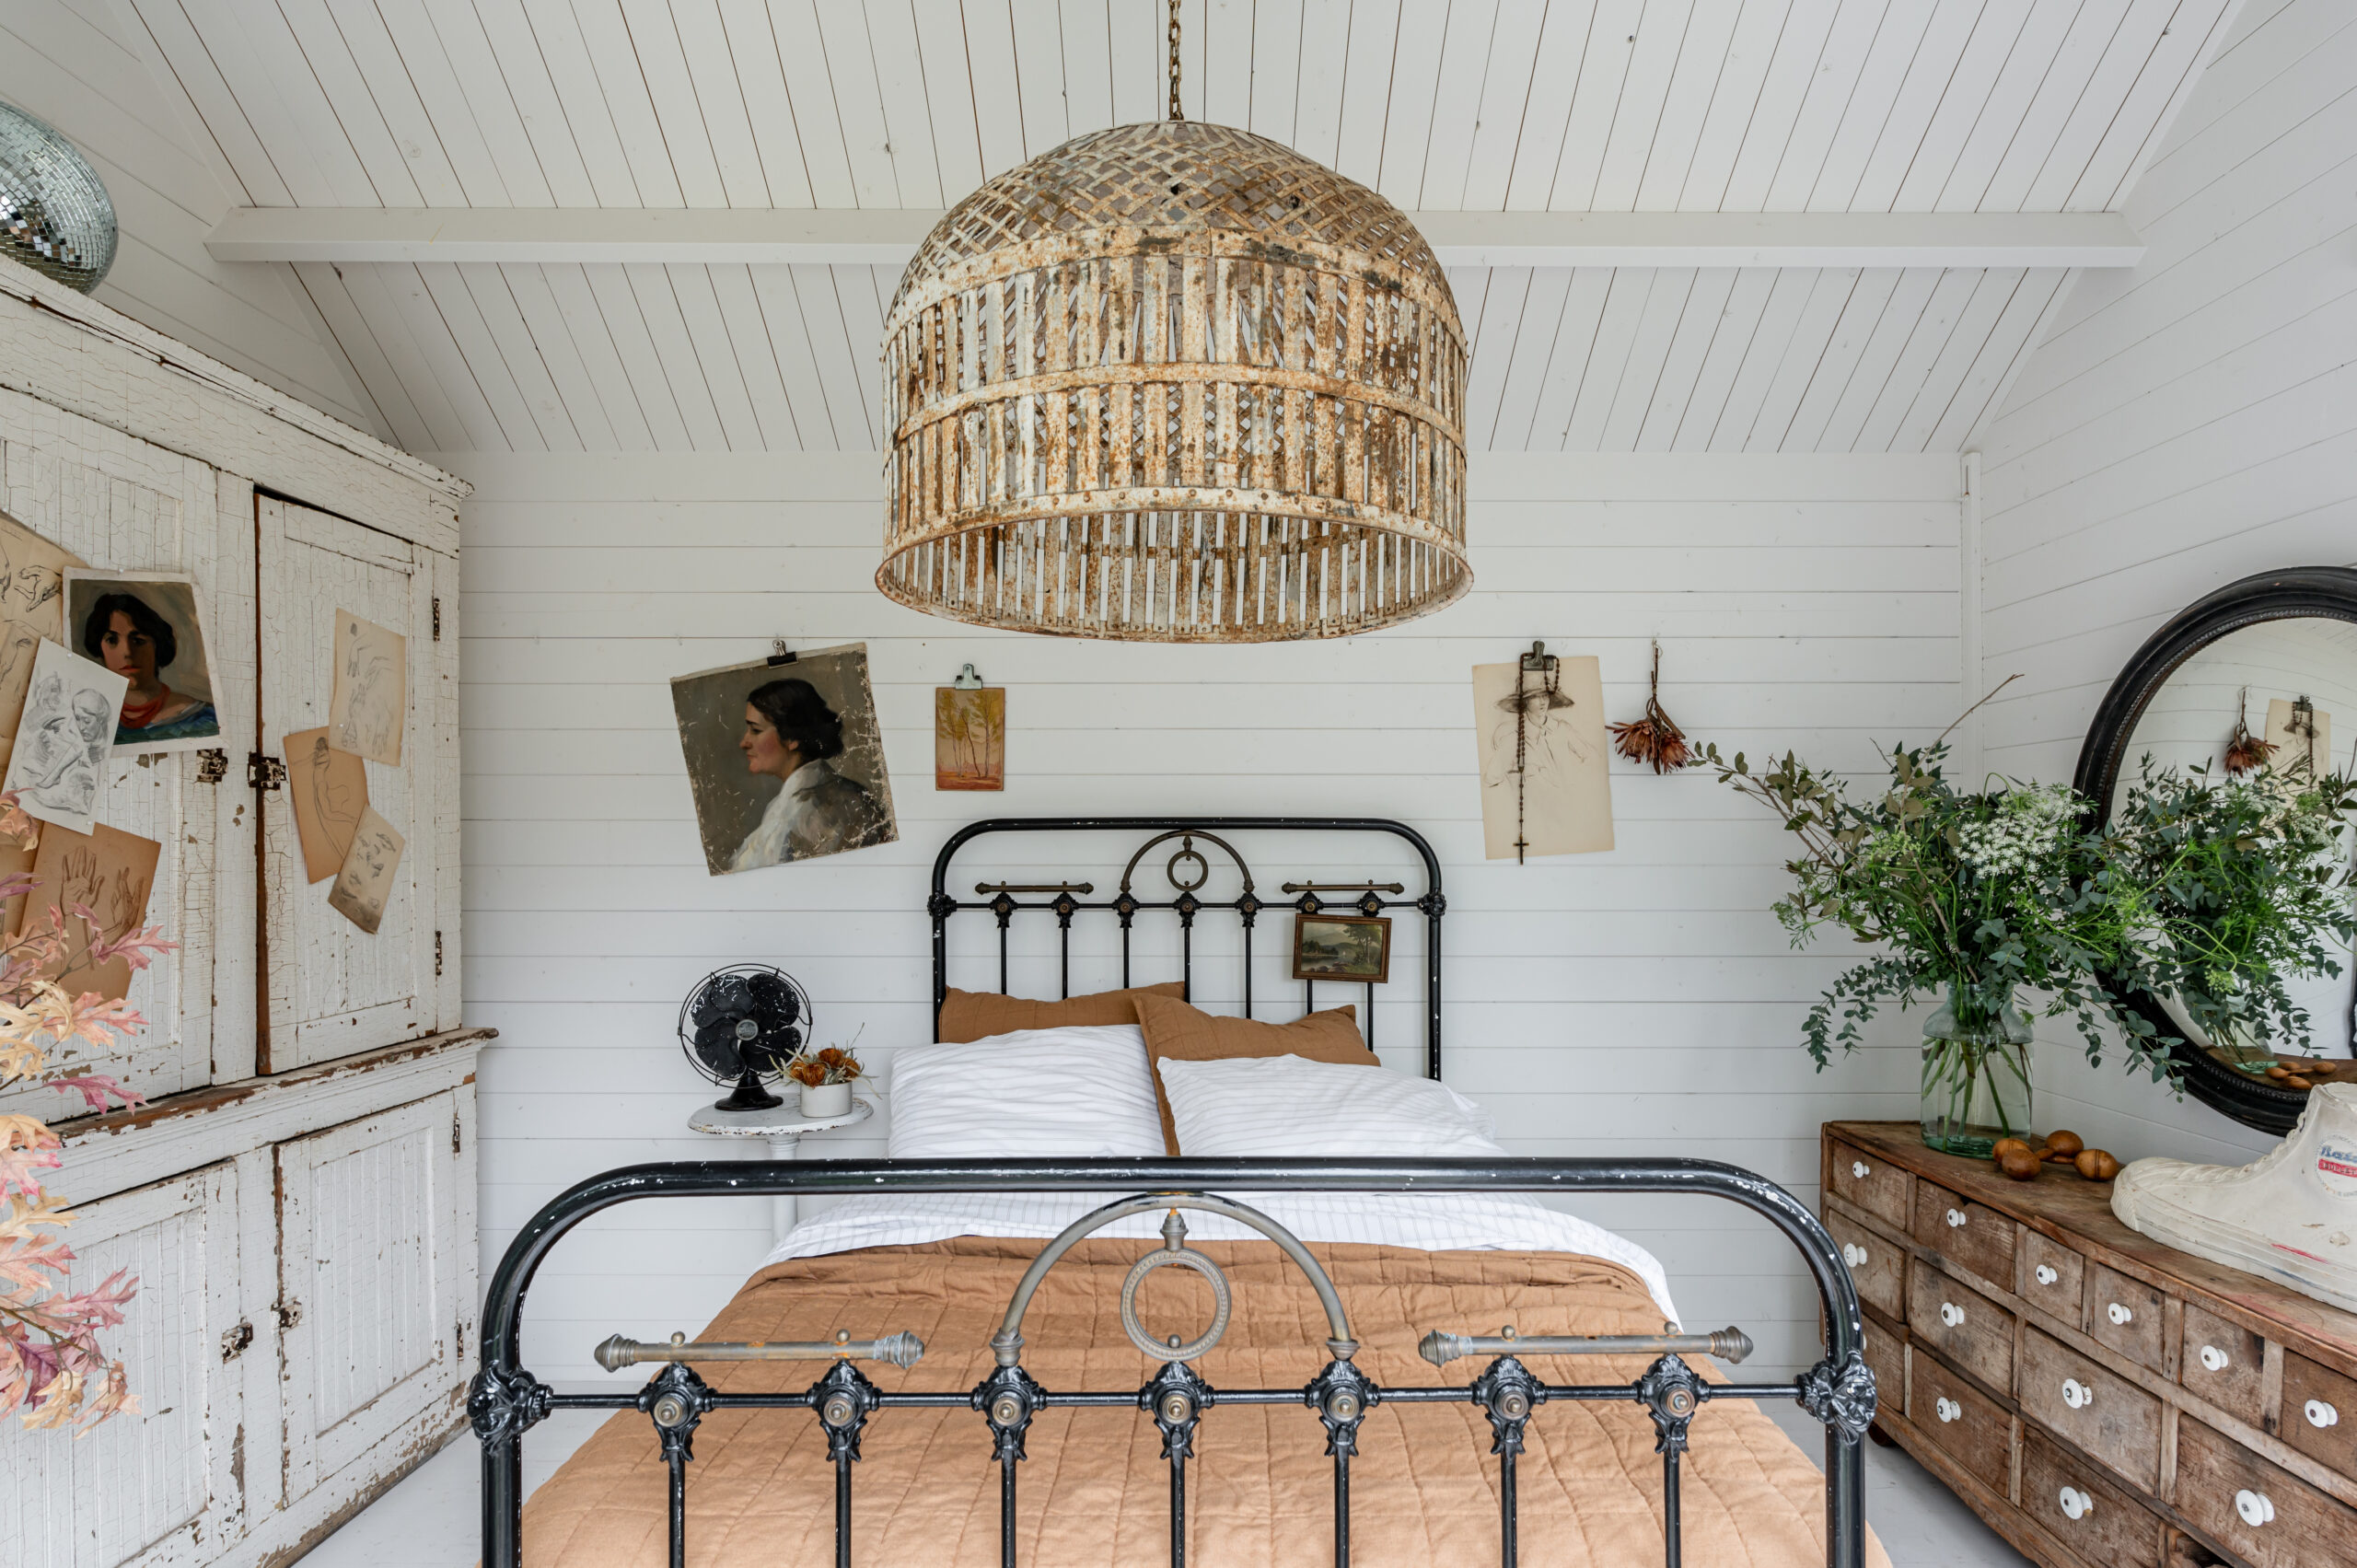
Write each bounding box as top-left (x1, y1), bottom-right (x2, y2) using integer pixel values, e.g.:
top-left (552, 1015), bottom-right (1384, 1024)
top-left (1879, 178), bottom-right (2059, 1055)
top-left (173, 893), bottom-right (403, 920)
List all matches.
top-left (471, 816), bottom-right (1875, 1568)
top-left (929, 817), bottom-right (1446, 1078)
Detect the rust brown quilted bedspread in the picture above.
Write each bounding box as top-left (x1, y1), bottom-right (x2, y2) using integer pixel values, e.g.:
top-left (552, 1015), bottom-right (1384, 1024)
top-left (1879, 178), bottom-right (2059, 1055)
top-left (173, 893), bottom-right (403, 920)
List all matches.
top-left (519, 1237), bottom-right (1887, 1567)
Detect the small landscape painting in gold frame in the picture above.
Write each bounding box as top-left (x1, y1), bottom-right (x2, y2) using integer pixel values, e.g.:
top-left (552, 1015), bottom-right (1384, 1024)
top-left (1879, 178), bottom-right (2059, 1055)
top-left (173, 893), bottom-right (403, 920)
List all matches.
top-left (935, 685), bottom-right (1005, 791)
top-left (1291, 912), bottom-right (1391, 985)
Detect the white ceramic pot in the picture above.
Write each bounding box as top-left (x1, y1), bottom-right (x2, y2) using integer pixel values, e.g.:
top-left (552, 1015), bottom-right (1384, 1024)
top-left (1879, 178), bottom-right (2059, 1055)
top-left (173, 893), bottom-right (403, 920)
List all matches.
top-left (799, 1080), bottom-right (853, 1119)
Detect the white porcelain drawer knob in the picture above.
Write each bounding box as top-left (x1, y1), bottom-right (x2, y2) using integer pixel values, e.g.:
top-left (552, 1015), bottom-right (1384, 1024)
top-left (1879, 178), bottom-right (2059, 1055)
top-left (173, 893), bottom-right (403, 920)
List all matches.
top-left (1946, 1207), bottom-right (1967, 1228)
top-left (2235, 1488), bottom-right (2275, 1527)
top-left (2307, 1398), bottom-right (2340, 1429)
top-left (2058, 1486), bottom-right (2093, 1521)
top-left (1940, 1301), bottom-right (1966, 1328)
top-left (2107, 1302), bottom-right (2134, 1326)
top-left (1935, 1397), bottom-right (1961, 1423)
top-left (2035, 1263), bottom-right (2059, 1286)
top-left (1852, 1160), bottom-right (1869, 1179)
top-left (2200, 1344), bottom-right (2230, 1373)
top-left (1842, 1243), bottom-right (1869, 1269)
top-left (2061, 1377), bottom-right (2093, 1410)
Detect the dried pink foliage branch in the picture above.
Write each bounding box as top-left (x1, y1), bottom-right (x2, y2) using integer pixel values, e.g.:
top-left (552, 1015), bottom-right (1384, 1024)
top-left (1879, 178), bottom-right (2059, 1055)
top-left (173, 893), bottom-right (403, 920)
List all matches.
top-left (0, 792), bottom-right (175, 1434)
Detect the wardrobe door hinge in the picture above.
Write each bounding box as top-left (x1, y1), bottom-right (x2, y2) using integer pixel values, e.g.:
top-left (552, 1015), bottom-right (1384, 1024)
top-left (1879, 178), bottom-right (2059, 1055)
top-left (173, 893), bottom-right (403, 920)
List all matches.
top-left (220, 1319), bottom-right (253, 1362)
top-left (451, 1109), bottom-right (462, 1156)
top-left (432, 597), bottom-right (442, 641)
top-left (248, 753), bottom-right (285, 791)
top-left (435, 930), bottom-right (444, 978)
top-left (195, 749), bottom-right (229, 784)
top-left (274, 1298), bottom-right (302, 1331)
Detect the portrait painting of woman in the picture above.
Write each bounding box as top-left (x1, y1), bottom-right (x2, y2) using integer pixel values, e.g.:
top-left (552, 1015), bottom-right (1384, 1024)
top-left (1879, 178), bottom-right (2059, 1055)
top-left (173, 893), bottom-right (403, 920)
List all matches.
top-left (64, 570), bottom-right (220, 752)
top-left (671, 644), bottom-right (899, 876)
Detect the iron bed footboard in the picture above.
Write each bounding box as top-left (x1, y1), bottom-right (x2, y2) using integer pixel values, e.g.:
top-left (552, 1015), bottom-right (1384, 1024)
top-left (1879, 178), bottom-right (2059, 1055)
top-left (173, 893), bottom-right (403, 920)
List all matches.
top-left (471, 1157), bottom-right (1875, 1568)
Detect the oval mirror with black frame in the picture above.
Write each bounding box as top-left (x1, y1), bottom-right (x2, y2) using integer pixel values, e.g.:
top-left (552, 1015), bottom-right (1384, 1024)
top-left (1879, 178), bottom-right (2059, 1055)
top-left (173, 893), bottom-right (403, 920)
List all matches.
top-left (2073, 566), bottom-right (2357, 1132)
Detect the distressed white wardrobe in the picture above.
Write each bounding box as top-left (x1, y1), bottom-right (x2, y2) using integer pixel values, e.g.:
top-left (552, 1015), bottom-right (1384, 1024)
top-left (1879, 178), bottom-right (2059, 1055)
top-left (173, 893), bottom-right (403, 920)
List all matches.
top-left (0, 258), bottom-right (482, 1567)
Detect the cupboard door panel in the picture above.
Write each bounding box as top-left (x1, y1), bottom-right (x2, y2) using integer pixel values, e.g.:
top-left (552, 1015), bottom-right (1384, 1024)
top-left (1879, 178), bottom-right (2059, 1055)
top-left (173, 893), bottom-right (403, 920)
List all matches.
top-left (277, 1090), bottom-right (460, 1499)
top-left (257, 496), bottom-right (447, 1069)
top-left (0, 395), bottom-right (227, 1109)
top-left (0, 1163), bottom-right (244, 1566)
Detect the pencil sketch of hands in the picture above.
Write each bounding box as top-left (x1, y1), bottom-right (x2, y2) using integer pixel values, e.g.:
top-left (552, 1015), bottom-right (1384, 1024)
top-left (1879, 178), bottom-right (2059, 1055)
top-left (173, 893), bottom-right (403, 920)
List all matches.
top-left (59, 847), bottom-right (102, 912)
top-left (310, 734), bottom-right (360, 858)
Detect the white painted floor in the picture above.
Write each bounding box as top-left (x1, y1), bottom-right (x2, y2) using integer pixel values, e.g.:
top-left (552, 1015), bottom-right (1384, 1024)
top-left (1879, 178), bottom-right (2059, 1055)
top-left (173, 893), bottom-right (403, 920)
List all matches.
top-left (305, 1402), bottom-right (2028, 1566)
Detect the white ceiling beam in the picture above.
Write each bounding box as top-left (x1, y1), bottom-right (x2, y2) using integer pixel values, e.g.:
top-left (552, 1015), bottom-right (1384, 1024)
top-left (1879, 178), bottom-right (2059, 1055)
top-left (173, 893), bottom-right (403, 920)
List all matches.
top-left (206, 207), bottom-right (2143, 270)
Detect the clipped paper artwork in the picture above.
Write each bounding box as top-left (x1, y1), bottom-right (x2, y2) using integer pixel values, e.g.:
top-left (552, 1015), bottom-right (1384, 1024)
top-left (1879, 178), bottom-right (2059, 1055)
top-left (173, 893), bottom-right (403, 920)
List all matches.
top-left (1473, 654), bottom-right (1614, 860)
top-left (0, 511), bottom-right (82, 777)
top-left (328, 806), bottom-right (404, 935)
top-left (330, 611), bottom-right (405, 766)
top-left (64, 569), bottom-right (221, 752)
top-left (21, 819), bottom-right (160, 1004)
top-left (2264, 697), bottom-right (2334, 782)
top-left (671, 643), bottom-right (898, 876)
top-left (284, 726), bottom-right (367, 884)
top-left (935, 685), bottom-right (1005, 791)
top-left (4, 639), bottom-right (128, 834)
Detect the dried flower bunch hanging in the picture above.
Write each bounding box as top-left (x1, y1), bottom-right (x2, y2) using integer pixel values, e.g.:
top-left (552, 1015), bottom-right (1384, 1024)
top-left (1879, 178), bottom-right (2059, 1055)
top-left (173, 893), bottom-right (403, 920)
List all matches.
top-left (1609, 641), bottom-right (1694, 773)
top-left (2223, 686), bottom-right (2275, 775)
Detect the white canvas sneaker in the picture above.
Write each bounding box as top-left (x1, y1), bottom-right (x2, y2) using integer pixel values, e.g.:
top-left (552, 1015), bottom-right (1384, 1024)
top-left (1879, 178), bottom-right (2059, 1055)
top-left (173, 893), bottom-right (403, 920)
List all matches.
top-left (2111, 1082), bottom-right (2357, 1314)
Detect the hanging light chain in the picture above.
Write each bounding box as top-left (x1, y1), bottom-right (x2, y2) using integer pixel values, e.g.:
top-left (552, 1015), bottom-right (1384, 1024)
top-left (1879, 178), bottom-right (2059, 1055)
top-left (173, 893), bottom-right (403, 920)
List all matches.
top-left (1168, 0), bottom-right (1184, 122)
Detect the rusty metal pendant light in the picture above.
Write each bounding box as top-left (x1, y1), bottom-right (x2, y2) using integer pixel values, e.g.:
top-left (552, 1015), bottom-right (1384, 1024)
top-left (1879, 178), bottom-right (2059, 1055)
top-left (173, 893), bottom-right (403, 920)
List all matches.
top-left (879, 2), bottom-right (1469, 643)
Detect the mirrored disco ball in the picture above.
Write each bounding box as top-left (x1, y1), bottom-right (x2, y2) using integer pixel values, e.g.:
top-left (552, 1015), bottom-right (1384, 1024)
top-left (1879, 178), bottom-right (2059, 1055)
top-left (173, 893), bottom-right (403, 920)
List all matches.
top-left (0, 101), bottom-right (116, 294)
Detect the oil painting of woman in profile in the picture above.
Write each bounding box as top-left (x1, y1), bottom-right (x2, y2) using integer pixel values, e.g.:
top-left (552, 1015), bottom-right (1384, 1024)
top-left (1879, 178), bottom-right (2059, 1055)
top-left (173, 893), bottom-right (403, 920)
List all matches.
top-left (671, 644), bottom-right (899, 876)
top-left (64, 570), bottom-right (221, 751)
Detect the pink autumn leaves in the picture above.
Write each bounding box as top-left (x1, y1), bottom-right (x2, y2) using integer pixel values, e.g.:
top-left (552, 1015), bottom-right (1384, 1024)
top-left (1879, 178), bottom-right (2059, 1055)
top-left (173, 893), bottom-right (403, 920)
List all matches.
top-left (0, 790), bottom-right (174, 1434)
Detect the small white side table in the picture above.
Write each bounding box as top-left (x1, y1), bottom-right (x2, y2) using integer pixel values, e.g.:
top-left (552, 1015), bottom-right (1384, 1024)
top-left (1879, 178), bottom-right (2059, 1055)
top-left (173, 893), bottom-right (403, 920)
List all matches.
top-left (688, 1097), bottom-right (876, 1240)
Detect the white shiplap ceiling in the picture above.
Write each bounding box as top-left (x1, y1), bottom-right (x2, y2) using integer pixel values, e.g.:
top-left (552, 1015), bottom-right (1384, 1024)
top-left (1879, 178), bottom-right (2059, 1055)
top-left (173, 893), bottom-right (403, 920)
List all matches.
top-left (122, 0), bottom-right (2242, 454)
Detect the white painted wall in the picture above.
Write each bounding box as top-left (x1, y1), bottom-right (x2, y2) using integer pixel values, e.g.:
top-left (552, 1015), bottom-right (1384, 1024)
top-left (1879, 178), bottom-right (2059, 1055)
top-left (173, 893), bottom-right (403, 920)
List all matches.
top-left (0, 0), bottom-right (378, 436)
top-left (1974, 0), bottom-right (2357, 1168)
top-left (443, 446), bottom-right (1963, 1383)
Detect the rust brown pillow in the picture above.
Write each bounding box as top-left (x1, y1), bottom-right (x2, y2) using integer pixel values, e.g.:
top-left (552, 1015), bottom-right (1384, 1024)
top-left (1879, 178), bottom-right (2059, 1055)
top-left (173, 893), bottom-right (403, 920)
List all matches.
top-left (935, 981), bottom-right (1189, 1044)
top-left (1132, 993), bottom-right (1376, 1154)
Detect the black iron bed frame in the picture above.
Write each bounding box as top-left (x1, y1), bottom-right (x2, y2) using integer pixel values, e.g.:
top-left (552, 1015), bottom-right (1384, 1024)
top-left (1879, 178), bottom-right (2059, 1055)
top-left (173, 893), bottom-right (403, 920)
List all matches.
top-left (472, 818), bottom-right (1874, 1568)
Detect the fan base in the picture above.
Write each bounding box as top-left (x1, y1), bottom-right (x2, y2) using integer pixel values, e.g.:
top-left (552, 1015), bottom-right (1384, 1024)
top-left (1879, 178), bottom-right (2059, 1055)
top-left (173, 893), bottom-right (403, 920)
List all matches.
top-left (715, 1070), bottom-right (784, 1112)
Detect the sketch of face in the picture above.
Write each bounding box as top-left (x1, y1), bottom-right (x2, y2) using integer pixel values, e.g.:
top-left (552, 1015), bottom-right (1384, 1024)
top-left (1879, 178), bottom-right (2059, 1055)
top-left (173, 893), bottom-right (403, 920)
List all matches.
top-left (740, 703), bottom-right (805, 781)
top-left (72, 689), bottom-right (112, 750)
top-left (96, 610), bottom-right (160, 683)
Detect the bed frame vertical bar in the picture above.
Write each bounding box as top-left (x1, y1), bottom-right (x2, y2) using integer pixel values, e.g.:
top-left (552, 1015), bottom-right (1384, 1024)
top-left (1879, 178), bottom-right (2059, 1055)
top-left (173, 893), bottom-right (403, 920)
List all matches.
top-left (1498, 1450), bottom-right (1517, 1567)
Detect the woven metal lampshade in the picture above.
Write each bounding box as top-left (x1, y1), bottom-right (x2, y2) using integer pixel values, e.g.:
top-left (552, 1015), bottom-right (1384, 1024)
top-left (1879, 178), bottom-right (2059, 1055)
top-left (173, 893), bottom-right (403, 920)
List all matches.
top-left (881, 121), bottom-right (1469, 643)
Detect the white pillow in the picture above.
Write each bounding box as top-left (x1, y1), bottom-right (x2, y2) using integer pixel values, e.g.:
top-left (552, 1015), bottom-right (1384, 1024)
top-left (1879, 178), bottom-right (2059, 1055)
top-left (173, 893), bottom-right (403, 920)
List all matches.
top-left (1158, 1053), bottom-right (1508, 1157)
top-left (887, 1025), bottom-right (1166, 1159)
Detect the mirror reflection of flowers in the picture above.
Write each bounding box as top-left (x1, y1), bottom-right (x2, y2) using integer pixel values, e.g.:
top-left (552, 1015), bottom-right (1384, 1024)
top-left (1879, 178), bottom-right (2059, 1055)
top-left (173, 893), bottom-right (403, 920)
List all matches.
top-left (0, 789), bottom-right (176, 1433)
top-left (83, 592), bottom-right (215, 743)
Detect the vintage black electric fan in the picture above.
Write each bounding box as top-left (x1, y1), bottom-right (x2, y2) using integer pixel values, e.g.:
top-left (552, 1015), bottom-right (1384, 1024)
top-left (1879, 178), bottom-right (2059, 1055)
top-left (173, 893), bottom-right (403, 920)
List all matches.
top-left (678, 964), bottom-right (811, 1111)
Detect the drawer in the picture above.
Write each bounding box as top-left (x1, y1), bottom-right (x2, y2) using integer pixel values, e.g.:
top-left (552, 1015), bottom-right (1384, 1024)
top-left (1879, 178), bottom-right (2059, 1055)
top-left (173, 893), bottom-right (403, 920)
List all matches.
top-left (2282, 1353), bottom-right (2357, 1481)
top-left (2021, 1230), bottom-right (2085, 1313)
top-left (2020, 1327), bottom-right (2163, 1493)
top-left (1830, 1141), bottom-right (1911, 1228)
top-left (2172, 1414), bottom-right (2357, 1568)
top-left (1864, 1314), bottom-right (1905, 1423)
top-left (1828, 1210), bottom-right (1906, 1321)
top-left (1910, 1344), bottom-right (2014, 1492)
top-left (2085, 1261), bottom-right (2168, 1374)
top-left (1913, 1179), bottom-right (2016, 1285)
top-left (2179, 1304), bottom-right (2267, 1428)
top-left (1908, 1256), bottom-right (2014, 1395)
top-left (2021, 1428), bottom-right (2165, 1568)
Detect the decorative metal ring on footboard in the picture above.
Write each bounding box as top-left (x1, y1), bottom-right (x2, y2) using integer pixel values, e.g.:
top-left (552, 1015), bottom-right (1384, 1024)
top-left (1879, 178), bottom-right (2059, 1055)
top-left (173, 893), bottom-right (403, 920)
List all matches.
top-left (472, 1157), bottom-right (1874, 1568)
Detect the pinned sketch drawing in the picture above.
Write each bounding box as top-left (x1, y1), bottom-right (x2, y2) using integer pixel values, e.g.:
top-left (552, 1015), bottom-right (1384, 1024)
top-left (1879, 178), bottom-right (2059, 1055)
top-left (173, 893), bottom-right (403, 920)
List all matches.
top-left (284, 726), bottom-right (367, 883)
top-left (4, 640), bottom-right (128, 834)
top-left (0, 511), bottom-right (84, 775)
top-left (1472, 652), bottom-right (1613, 860)
top-left (328, 806), bottom-right (404, 935)
top-left (330, 611), bottom-right (405, 766)
top-left (2265, 697), bottom-right (2333, 783)
top-left (22, 819), bottom-right (160, 1003)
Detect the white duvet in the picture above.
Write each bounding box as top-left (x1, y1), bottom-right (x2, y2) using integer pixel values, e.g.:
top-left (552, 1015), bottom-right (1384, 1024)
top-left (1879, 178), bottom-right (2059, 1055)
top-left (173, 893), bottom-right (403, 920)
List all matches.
top-left (762, 1189), bottom-right (1680, 1326)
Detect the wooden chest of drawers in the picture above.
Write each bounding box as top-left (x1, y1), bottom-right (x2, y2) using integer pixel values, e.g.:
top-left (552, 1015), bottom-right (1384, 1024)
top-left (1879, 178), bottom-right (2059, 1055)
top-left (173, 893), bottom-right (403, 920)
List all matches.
top-left (1824, 1122), bottom-right (2357, 1568)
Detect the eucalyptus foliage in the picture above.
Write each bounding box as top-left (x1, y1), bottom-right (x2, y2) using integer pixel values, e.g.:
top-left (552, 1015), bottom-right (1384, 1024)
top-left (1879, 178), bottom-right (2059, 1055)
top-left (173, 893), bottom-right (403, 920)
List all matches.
top-left (1702, 738), bottom-right (2357, 1082)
